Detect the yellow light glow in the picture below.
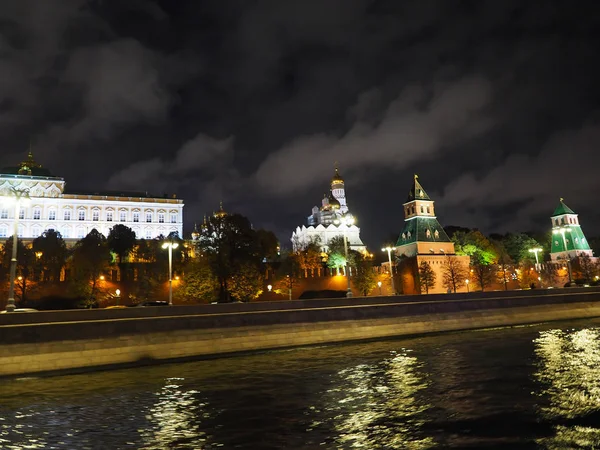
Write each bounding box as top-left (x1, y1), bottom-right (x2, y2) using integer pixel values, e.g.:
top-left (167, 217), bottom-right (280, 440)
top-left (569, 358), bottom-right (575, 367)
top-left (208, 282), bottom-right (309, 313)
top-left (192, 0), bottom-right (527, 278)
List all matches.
top-left (99, 275), bottom-right (105, 281)
top-left (17, 276), bottom-right (22, 281)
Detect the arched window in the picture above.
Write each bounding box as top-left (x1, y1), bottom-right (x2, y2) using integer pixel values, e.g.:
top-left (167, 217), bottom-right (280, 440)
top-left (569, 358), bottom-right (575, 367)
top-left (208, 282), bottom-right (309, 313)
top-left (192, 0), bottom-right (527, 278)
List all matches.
top-left (0, 225), bottom-right (7, 238)
top-left (426, 229), bottom-right (431, 238)
top-left (434, 230), bottom-right (440, 239)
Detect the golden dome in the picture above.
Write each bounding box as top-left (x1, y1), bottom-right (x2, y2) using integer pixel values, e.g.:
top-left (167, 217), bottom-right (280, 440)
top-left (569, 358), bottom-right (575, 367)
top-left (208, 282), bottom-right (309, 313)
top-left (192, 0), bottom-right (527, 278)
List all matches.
top-left (214, 201), bottom-right (227, 218)
top-left (328, 192), bottom-right (341, 209)
top-left (331, 167), bottom-right (344, 184)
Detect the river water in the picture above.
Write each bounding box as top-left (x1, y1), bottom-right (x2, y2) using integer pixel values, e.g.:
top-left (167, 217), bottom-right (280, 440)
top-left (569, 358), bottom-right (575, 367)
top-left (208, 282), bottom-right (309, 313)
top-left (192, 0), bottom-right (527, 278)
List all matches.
top-left (2, 318), bottom-right (600, 449)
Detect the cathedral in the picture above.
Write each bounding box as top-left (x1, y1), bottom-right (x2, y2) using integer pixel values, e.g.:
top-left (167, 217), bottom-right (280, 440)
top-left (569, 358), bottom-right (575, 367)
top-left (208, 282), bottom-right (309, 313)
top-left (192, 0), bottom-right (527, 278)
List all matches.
top-left (291, 167), bottom-right (366, 253)
top-left (0, 152), bottom-right (184, 242)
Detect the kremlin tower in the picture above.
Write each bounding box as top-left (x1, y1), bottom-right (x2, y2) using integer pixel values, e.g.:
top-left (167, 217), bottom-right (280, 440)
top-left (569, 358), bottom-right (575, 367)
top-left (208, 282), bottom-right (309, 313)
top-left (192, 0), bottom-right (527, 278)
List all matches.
top-left (550, 198), bottom-right (594, 261)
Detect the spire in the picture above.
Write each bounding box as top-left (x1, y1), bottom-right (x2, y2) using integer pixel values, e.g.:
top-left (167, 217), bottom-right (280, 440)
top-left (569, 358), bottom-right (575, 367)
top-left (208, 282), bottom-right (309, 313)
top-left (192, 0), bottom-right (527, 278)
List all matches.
top-left (552, 198), bottom-right (575, 217)
top-left (331, 164), bottom-right (344, 184)
top-left (191, 223), bottom-right (200, 240)
top-left (214, 201), bottom-right (227, 218)
top-left (406, 174), bottom-right (430, 202)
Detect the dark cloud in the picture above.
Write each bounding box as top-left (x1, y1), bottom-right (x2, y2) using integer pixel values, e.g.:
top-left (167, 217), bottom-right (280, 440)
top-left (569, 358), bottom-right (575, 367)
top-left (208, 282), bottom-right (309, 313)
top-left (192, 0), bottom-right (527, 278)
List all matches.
top-left (1, 0), bottom-right (600, 248)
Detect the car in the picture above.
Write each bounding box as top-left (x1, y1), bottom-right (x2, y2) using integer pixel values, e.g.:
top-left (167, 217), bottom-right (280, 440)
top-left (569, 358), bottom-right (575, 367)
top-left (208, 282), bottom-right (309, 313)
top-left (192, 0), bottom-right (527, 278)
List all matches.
top-left (137, 301), bottom-right (170, 307)
top-left (0, 308), bottom-right (39, 314)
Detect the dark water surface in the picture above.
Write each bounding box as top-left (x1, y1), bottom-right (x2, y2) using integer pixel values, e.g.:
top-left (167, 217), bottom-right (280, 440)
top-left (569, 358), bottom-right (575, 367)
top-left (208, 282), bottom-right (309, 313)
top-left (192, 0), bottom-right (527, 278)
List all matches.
top-left (2, 318), bottom-right (600, 449)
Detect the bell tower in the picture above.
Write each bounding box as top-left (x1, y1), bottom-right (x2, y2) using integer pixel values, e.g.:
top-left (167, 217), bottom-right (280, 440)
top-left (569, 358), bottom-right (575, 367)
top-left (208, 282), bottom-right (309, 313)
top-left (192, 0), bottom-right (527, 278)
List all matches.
top-left (330, 165), bottom-right (348, 214)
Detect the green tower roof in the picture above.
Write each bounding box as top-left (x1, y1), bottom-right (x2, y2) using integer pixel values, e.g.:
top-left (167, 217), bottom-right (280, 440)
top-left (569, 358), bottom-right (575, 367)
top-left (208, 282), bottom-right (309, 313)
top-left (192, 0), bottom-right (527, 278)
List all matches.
top-left (396, 216), bottom-right (452, 246)
top-left (406, 174), bottom-right (430, 202)
top-left (552, 198), bottom-right (575, 217)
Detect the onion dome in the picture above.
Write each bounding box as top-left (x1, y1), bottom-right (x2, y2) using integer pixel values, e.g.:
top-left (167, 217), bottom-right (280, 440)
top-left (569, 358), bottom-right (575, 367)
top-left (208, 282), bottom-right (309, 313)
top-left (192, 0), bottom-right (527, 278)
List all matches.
top-left (214, 201), bottom-right (227, 218)
top-left (328, 192), bottom-right (341, 209)
top-left (331, 167), bottom-right (344, 185)
top-left (191, 223), bottom-right (200, 240)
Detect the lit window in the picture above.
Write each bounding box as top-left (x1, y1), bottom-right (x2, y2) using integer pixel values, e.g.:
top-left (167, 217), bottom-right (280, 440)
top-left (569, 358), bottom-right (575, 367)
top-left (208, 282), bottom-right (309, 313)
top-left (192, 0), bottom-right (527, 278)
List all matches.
top-left (32, 227), bottom-right (41, 238)
top-left (19, 209), bottom-right (24, 220)
top-left (106, 211), bottom-right (113, 222)
top-left (64, 210), bottom-right (71, 221)
top-left (170, 213), bottom-right (177, 223)
top-left (158, 213), bottom-right (165, 223)
top-left (145, 229), bottom-right (152, 239)
top-left (434, 230), bottom-right (440, 239)
top-left (407, 231), bottom-right (412, 238)
top-left (0, 209), bottom-right (7, 219)
top-left (49, 210), bottom-right (56, 220)
top-left (426, 229), bottom-right (431, 238)
top-left (33, 208), bottom-right (41, 220)
top-left (427, 206), bottom-right (431, 214)
top-left (120, 211), bottom-right (127, 222)
top-left (146, 212), bottom-right (152, 223)
top-left (92, 211), bottom-right (99, 222)
top-left (133, 212), bottom-right (139, 222)
top-left (79, 210), bottom-right (85, 221)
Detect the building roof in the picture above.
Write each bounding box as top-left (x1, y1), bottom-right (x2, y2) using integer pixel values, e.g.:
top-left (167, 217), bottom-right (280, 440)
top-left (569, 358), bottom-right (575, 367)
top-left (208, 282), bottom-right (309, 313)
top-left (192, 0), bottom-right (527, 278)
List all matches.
top-left (64, 188), bottom-right (158, 198)
top-left (406, 174), bottom-right (431, 202)
top-left (331, 167), bottom-right (344, 184)
top-left (552, 198), bottom-right (576, 216)
top-left (0, 152), bottom-right (56, 178)
top-left (396, 216), bottom-right (452, 246)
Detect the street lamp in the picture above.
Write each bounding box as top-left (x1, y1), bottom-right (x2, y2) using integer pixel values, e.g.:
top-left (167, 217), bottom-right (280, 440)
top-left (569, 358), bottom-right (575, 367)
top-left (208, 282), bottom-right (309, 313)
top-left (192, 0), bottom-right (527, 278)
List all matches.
top-left (377, 280), bottom-right (382, 295)
top-left (267, 284), bottom-right (272, 292)
top-left (553, 226), bottom-right (573, 284)
top-left (115, 289), bottom-right (121, 306)
top-left (529, 247), bottom-right (543, 271)
top-left (162, 241), bottom-right (179, 305)
top-left (465, 279), bottom-right (470, 293)
top-left (336, 215), bottom-right (355, 298)
top-left (381, 246), bottom-right (396, 295)
top-left (2, 187), bottom-right (30, 312)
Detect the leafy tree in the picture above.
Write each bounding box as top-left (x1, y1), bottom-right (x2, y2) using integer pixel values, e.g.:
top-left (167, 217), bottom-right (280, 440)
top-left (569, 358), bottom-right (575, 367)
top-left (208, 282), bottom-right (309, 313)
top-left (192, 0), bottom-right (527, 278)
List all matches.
top-left (274, 251), bottom-right (301, 299)
top-left (577, 254), bottom-right (598, 282)
top-left (452, 230), bottom-right (497, 264)
top-left (502, 233), bottom-right (543, 265)
top-left (470, 251), bottom-right (495, 292)
top-left (175, 259), bottom-right (218, 303)
top-left (229, 262), bottom-right (263, 302)
top-left (295, 238), bottom-right (323, 275)
top-left (326, 235), bottom-right (347, 271)
top-left (198, 213), bottom-right (262, 302)
top-left (2, 237), bottom-right (36, 304)
top-left (517, 261), bottom-right (537, 289)
top-left (493, 240), bottom-right (513, 291)
top-left (70, 229), bottom-right (112, 305)
top-left (32, 229), bottom-right (68, 282)
top-left (441, 255), bottom-right (468, 293)
top-left (256, 229), bottom-right (280, 262)
top-left (107, 224), bottom-right (137, 280)
top-left (352, 255), bottom-right (378, 296)
top-left (418, 261), bottom-right (437, 294)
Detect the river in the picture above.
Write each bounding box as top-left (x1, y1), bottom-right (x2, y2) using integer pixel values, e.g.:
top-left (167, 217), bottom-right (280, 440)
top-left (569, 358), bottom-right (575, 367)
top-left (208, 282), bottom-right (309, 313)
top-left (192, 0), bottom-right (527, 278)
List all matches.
top-left (2, 317), bottom-right (600, 449)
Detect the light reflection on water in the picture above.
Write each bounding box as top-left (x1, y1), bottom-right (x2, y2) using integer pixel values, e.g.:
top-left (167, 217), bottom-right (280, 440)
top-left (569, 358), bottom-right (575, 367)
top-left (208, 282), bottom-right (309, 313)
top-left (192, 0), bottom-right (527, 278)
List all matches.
top-left (1, 318), bottom-right (600, 448)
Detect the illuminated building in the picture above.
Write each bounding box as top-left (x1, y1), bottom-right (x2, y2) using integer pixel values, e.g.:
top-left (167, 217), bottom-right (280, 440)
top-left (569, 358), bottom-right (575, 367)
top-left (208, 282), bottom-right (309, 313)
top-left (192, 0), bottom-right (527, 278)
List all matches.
top-left (550, 198), bottom-right (594, 261)
top-left (291, 167), bottom-right (366, 253)
top-left (0, 152), bottom-right (183, 241)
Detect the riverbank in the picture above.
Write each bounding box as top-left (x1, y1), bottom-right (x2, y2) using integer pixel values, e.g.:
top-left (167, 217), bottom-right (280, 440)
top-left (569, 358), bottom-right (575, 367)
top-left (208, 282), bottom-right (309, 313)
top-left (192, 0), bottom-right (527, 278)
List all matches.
top-left (2, 288), bottom-right (600, 377)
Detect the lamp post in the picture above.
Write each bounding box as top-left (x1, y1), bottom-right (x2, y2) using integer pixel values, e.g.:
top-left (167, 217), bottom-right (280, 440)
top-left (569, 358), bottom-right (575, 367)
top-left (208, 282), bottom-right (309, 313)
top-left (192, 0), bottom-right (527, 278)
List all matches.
top-left (161, 241), bottom-right (179, 305)
top-left (553, 226), bottom-right (573, 284)
top-left (342, 215), bottom-right (355, 297)
top-left (267, 284), bottom-right (272, 292)
top-left (528, 247), bottom-right (543, 271)
top-left (115, 289), bottom-right (121, 306)
top-left (465, 279), bottom-right (470, 293)
top-left (377, 280), bottom-right (382, 296)
top-left (3, 187), bottom-right (30, 312)
top-left (381, 246), bottom-right (396, 295)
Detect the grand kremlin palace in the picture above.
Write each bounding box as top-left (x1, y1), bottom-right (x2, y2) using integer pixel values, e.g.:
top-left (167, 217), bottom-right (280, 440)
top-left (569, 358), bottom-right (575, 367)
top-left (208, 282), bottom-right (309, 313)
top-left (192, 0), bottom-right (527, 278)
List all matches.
top-left (0, 153), bottom-right (183, 242)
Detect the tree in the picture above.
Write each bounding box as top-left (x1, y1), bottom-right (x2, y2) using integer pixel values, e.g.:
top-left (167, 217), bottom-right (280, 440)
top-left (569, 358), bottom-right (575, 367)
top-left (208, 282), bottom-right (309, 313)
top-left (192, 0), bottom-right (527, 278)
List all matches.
top-left (229, 262), bottom-right (264, 302)
top-left (274, 251), bottom-right (301, 299)
top-left (32, 229), bottom-right (68, 282)
top-left (198, 213), bottom-right (262, 302)
top-left (295, 238), bottom-right (323, 275)
top-left (441, 255), bottom-right (468, 293)
top-left (493, 240), bottom-right (513, 291)
top-left (577, 254), bottom-right (598, 282)
top-left (107, 224), bottom-right (137, 281)
top-left (418, 261), bottom-right (436, 294)
top-left (175, 259), bottom-right (218, 303)
top-left (452, 230), bottom-right (498, 264)
top-left (470, 251), bottom-right (495, 292)
top-left (352, 255), bottom-right (378, 296)
top-left (70, 229), bottom-right (112, 306)
top-left (502, 233), bottom-right (543, 265)
top-left (2, 237), bottom-right (36, 304)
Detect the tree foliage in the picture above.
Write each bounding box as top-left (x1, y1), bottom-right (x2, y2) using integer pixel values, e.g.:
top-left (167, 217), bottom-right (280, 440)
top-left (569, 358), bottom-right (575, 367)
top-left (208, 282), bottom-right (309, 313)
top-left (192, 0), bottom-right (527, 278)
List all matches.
top-left (2, 237), bottom-right (36, 303)
top-left (452, 230), bottom-right (498, 264)
top-left (470, 251), bottom-right (495, 292)
top-left (418, 261), bottom-right (436, 294)
top-left (175, 259), bottom-right (219, 303)
top-left (502, 233), bottom-right (543, 265)
top-left (352, 255), bottom-right (377, 296)
top-left (32, 229), bottom-right (68, 282)
top-left (229, 262), bottom-right (264, 302)
top-left (107, 224), bottom-right (137, 280)
top-left (441, 255), bottom-right (468, 293)
top-left (70, 229), bottom-right (112, 305)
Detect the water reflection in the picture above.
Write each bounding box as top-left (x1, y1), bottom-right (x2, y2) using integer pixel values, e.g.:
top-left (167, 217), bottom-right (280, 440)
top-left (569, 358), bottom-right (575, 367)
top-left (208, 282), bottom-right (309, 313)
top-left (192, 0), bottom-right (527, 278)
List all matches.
top-left (140, 377), bottom-right (216, 449)
top-left (310, 349), bottom-right (434, 449)
top-left (534, 327), bottom-right (600, 448)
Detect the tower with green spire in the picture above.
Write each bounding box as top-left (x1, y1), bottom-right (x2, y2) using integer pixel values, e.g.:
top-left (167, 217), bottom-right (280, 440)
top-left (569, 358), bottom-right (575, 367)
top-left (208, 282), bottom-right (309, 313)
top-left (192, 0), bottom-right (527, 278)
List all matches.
top-left (396, 175), bottom-right (455, 257)
top-left (550, 198), bottom-right (593, 261)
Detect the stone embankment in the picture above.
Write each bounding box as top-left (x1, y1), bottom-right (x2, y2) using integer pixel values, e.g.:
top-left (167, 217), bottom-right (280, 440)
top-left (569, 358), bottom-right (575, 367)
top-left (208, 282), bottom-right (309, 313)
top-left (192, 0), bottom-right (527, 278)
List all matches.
top-left (1, 287), bottom-right (600, 377)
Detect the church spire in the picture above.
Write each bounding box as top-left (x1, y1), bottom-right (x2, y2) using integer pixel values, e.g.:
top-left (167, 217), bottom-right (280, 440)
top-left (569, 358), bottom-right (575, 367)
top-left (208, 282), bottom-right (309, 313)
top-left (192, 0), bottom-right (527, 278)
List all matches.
top-left (406, 174), bottom-right (430, 202)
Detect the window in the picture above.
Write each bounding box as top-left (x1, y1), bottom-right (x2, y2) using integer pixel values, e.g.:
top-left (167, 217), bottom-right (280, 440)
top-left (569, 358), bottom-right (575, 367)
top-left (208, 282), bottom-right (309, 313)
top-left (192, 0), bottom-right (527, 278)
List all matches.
top-left (146, 212), bottom-right (152, 223)
top-left (0, 209), bottom-right (7, 219)
top-left (434, 230), bottom-right (440, 239)
top-left (17, 226), bottom-right (23, 238)
top-left (62, 228), bottom-right (70, 238)
top-left (79, 210), bottom-right (85, 221)
top-left (48, 210), bottom-right (56, 221)
top-left (401, 233), bottom-right (406, 240)
top-left (106, 211), bottom-right (113, 222)
top-left (19, 209), bottom-right (24, 220)
top-left (64, 210), bottom-right (71, 221)
top-left (158, 213), bottom-right (165, 223)
top-left (426, 206), bottom-right (430, 214)
top-left (426, 229), bottom-right (431, 238)
top-left (170, 213), bottom-right (177, 223)
top-left (77, 228), bottom-right (85, 238)
top-left (420, 206), bottom-right (424, 214)
top-left (32, 227), bottom-right (41, 238)
top-left (0, 226), bottom-right (6, 238)
top-left (33, 208), bottom-right (41, 220)
top-left (92, 211), bottom-right (99, 222)
top-left (120, 211), bottom-right (127, 222)
top-left (145, 229), bottom-right (152, 239)
top-left (133, 212), bottom-right (140, 222)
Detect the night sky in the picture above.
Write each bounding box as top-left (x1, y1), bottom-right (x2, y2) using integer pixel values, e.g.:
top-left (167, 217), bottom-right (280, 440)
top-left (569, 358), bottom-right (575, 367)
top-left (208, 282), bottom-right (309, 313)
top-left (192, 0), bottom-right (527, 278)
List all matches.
top-left (2, 1), bottom-right (600, 249)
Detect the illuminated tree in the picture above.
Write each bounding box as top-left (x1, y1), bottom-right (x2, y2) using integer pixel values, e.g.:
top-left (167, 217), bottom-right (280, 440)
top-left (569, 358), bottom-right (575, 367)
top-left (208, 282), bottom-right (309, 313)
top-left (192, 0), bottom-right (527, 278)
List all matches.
top-left (418, 261), bottom-right (436, 294)
top-left (70, 229), bottom-right (112, 306)
top-left (470, 251), bottom-right (495, 291)
top-left (352, 255), bottom-right (378, 296)
top-left (107, 224), bottom-right (137, 280)
top-left (175, 259), bottom-right (218, 303)
top-left (441, 255), bottom-right (468, 293)
top-left (229, 262), bottom-right (263, 302)
top-left (2, 237), bottom-right (36, 304)
top-left (32, 229), bottom-right (68, 282)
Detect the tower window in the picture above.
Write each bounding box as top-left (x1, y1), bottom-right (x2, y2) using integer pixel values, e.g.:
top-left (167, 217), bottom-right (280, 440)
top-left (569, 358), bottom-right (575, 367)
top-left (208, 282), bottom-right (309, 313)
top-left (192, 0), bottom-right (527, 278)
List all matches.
top-left (402, 233), bottom-right (406, 240)
top-left (170, 213), bottom-right (177, 223)
top-left (434, 230), bottom-right (440, 239)
top-left (420, 206), bottom-right (424, 214)
top-left (427, 206), bottom-right (431, 214)
top-left (426, 229), bottom-right (431, 238)
top-left (19, 209), bottom-right (24, 220)
top-left (120, 211), bottom-right (127, 222)
top-left (407, 231), bottom-right (412, 238)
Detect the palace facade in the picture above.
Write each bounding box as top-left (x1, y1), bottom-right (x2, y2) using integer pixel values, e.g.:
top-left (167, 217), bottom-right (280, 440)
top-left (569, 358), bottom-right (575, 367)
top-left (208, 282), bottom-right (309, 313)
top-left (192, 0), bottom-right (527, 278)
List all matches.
top-left (0, 153), bottom-right (184, 242)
